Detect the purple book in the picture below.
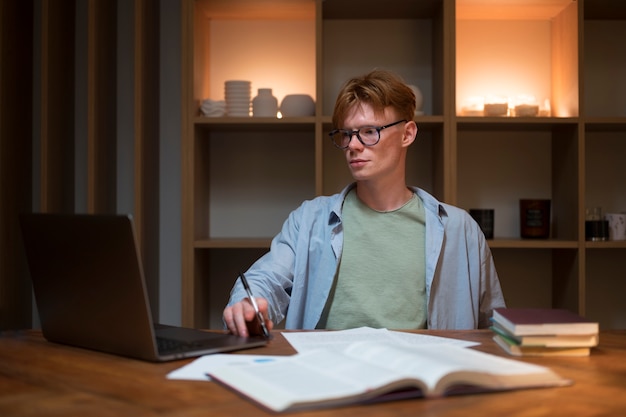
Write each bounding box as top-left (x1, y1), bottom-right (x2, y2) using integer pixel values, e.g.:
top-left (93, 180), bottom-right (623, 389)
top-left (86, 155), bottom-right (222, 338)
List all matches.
top-left (492, 308), bottom-right (599, 336)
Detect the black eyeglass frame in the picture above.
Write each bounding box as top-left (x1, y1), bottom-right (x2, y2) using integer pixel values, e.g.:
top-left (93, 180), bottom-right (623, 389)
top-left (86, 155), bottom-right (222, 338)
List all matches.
top-left (328, 119), bottom-right (408, 150)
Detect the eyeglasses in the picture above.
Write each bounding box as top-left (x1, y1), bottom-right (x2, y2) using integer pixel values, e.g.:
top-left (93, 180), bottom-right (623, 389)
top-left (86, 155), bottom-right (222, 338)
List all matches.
top-left (329, 119), bottom-right (408, 150)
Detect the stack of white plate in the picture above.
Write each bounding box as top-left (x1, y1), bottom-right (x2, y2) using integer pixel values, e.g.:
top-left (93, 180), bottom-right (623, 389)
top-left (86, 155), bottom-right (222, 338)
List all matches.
top-left (225, 80), bottom-right (251, 117)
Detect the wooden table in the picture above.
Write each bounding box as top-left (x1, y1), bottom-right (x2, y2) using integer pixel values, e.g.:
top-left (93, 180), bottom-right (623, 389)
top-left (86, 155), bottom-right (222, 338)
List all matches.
top-left (1, 329), bottom-right (625, 416)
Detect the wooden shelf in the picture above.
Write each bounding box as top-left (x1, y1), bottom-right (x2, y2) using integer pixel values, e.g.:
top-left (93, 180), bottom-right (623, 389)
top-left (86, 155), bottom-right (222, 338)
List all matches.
top-left (193, 116), bottom-right (317, 127)
top-left (456, 117), bottom-right (579, 126)
top-left (322, 0), bottom-right (443, 19)
top-left (457, 0), bottom-right (573, 20)
top-left (585, 241), bottom-right (626, 249)
top-left (181, 0), bottom-right (626, 330)
top-left (583, 118), bottom-right (626, 130)
top-left (488, 239), bottom-right (579, 249)
top-left (196, 0), bottom-right (314, 20)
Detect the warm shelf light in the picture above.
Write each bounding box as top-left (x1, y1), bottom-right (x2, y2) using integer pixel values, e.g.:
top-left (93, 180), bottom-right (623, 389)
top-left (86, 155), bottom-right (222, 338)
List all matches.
top-left (461, 94), bottom-right (551, 117)
top-left (206, 20), bottom-right (316, 108)
top-left (456, 17), bottom-right (554, 117)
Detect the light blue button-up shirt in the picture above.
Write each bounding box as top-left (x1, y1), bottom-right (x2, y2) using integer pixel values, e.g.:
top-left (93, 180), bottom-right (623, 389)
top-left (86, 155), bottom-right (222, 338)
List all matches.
top-left (227, 184), bottom-right (506, 330)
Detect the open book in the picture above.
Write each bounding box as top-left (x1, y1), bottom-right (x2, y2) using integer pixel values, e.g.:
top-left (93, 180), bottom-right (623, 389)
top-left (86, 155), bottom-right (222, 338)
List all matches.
top-left (208, 342), bottom-right (571, 412)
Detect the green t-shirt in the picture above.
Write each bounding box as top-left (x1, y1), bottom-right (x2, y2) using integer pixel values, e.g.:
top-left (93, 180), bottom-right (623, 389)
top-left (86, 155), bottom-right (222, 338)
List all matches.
top-left (319, 188), bottom-right (427, 329)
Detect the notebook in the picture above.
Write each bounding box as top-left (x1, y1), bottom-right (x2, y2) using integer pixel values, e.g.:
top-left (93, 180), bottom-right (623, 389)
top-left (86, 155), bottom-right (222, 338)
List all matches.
top-left (19, 213), bottom-right (268, 362)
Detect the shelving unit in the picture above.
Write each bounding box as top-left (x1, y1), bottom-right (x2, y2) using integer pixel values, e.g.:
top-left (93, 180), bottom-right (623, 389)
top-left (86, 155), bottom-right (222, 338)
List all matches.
top-left (181, 0), bottom-right (626, 329)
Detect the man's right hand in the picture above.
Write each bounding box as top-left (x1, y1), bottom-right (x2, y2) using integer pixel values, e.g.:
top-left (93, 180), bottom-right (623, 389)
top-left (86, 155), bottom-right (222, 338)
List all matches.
top-left (223, 297), bottom-right (274, 337)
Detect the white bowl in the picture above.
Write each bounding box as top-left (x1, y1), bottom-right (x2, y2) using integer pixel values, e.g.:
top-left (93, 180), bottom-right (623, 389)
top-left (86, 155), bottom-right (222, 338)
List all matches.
top-left (280, 94), bottom-right (315, 117)
top-left (225, 80), bottom-right (251, 86)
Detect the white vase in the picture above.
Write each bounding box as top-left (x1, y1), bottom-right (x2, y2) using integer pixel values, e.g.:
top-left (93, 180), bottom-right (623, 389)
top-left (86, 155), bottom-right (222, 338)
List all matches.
top-left (252, 88), bottom-right (278, 117)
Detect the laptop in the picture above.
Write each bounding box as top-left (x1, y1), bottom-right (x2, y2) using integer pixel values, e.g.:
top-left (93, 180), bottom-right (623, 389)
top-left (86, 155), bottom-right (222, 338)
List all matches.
top-left (19, 213), bottom-right (268, 362)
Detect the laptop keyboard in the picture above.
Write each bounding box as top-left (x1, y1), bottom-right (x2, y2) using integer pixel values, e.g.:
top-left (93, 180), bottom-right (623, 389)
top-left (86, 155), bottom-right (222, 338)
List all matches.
top-left (156, 337), bottom-right (194, 353)
top-left (156, 333), bottom-right (221, 353)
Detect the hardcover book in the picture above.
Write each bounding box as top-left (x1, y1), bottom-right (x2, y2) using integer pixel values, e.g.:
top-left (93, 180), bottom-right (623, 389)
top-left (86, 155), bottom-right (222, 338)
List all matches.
top-left (491, 322), bottom-right (599, 348)
top-left (492, 334), bottom-right (591, 357)
top-left (492, 308), bottom-right (599, 336)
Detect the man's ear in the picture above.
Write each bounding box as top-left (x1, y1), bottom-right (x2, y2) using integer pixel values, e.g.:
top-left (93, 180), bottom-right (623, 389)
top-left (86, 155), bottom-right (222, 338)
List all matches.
top-left (402, 120), bottom-right (418, 147)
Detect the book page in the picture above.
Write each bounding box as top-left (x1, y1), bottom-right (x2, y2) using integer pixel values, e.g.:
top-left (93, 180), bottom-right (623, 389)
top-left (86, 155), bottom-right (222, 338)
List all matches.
top-left (209, 341), bottom-right (570, 411)
top-left (343, 342), bottom-right (459, 391)
top-left (209, 348), bottom-right (418, 411)
top-left (342, 342), bottom-right (564, 393)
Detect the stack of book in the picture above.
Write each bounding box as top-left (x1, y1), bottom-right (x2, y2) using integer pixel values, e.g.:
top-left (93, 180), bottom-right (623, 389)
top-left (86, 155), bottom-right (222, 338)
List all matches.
top-left (491, 308), bottom-right (599, 357)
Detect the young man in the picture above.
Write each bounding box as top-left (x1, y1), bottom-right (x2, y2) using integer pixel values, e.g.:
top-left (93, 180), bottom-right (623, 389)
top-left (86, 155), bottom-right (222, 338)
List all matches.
top-left (223, 70), bottom-right (505, 337)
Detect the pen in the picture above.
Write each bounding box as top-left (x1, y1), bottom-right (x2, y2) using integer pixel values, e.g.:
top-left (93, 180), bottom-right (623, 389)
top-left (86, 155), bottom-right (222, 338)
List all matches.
top-left (239, 271), bottom-right (271, 339)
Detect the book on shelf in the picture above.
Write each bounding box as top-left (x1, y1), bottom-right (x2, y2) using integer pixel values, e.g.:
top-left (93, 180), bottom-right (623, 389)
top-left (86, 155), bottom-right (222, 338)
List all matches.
top-left (208, 341), bottom-right (571, 413)
top-left (490, 322), bottom-right (599, 348)
top-left (492, 334), bottom-right (591, 357)
top-left (492, 308), bottom-right (599, 336)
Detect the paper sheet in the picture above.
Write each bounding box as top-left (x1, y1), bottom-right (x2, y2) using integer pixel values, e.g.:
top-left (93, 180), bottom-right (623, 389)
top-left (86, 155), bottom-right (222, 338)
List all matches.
top-left (282, 327), bottom-right (478, 352)
top-left (167, 328), bottom-right (478, 382)
top-left (166, 354), bottom-right (286, 381)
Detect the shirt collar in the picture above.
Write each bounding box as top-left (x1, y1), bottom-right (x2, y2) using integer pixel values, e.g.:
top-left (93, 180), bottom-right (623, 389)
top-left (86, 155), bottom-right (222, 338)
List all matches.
top-left (329, 183), bottom-right (447, 224)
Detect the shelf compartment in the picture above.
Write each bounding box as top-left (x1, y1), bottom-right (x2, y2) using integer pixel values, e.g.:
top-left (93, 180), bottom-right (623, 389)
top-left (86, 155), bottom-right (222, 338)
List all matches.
top-left (583, 16), bottom-right (626, 117)
top-left (321, 0), bottom-right (445, 117)
top-left (193, 0), bottom-right (316, 114)
top-left (193, 122), bottom-right (315, 240)
top-left (584, 128), bottom-right (626, 216)
top-left (456, 0), bottom-right (578, 118)
top-left (585, 249), bottom-right (626, 329)
top-left (195, 247), bottom-right (270, 329)
top-left (491, 248), bottom-right (579, 312)
top-left (456, 122), bottom-right (579, 240)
